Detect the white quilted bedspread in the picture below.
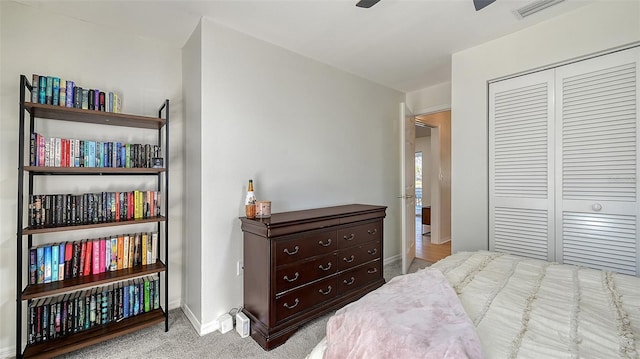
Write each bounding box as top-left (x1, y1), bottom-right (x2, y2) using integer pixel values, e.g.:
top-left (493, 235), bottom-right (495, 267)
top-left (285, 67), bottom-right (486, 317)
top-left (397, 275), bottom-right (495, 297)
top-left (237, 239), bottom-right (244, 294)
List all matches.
top-left (431, 251), bottom-right (640, 359)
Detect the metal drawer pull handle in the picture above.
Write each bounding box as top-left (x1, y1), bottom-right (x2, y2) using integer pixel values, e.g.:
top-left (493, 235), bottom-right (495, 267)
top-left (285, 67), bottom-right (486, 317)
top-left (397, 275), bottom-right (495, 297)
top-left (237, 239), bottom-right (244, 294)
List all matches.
top-left (318, 238), bottom-right (332, 247)
top-left (284, 246), bottom-right (300, 255)
top-left (343, 255), bottom-right (355, 263)
top-left (367, 229), bottom-right (377, 235)
top-left (283, 298), bottom-right (299, 309)
top-left (319, 286), bottom-right (332, 295)
top-left (318, 262), bottom-right (332, 271)
top-left (284, 272), bottom-right (299, 282)
top-left (343, 277), bottom-right (355, 285)
top-left (367, 248), bottom-right (377, 255)
top-left (344, 234), bottom-right (355, 241)
top-left (367, 268), bottom-right (378, 274)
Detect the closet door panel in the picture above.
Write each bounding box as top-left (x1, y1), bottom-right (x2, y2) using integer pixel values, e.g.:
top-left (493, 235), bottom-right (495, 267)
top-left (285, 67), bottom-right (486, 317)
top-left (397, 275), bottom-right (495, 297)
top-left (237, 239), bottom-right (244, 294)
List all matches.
top-left (489, 70), bottom-right (555, 261)
top-left (556, 48), bottom-right (640, 275)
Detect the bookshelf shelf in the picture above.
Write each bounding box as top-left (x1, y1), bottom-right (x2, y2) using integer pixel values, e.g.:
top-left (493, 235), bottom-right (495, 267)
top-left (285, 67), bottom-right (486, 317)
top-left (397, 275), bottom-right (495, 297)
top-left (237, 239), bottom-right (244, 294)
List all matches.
top-left (24, 166), bottom-right (166, 175)
top-left (16, 75), bottom-right (170, 358)
top-left (22, 309), bottom-right (166, 359)
top-left (23, 216), bottom-right (167, 235)
top-left (24, 102), bottom-right (166, 129)
top-left (22, 261), bottom-right (167, 300)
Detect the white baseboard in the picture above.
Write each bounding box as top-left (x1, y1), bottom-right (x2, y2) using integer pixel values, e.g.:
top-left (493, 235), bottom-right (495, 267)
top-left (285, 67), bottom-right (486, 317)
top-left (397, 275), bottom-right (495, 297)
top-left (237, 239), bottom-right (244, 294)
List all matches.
top-left (0, 345), bottom-right (14, 359)
top-left (431, 236), bottom-right (451, 245)
top-left (182, 303), bottom-right (219, 336)
top-left (384, 254), bottom-right (401, 265)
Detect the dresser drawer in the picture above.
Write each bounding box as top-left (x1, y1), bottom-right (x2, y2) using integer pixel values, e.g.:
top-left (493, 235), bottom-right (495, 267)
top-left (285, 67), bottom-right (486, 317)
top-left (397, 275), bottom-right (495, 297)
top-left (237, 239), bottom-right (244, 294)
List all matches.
top-left (275, 230), bottom-right (337, 266)
top-left (337, 260), bottom-right (382, 295)
top-left (275, 277), bottom-right (337, 323)
top-left (337, 240), bottom-right (380, 271)
top-left (337, 221), bottom-right (382, 248)
top-left (275, 252), bottom-right (337, 293)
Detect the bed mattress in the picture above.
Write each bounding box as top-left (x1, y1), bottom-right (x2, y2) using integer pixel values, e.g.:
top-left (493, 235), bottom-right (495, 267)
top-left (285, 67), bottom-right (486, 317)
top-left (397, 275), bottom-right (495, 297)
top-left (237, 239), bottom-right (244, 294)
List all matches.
top-left (309, 251), bottom-right (640, 358)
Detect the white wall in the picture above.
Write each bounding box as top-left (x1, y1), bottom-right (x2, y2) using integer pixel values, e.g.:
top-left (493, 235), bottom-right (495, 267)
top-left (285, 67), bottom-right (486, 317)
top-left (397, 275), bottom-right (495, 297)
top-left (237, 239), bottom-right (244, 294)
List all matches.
top-left (182, 17), bottom-right (405, 334)
top-left (182, 21), bottom-right (204, 331)
top-left (406, 81), bottom-right (451, 115)
top-left (451, 1), bottom-right (640, 253)
top-left (0, 2), bottom-right (184, 355)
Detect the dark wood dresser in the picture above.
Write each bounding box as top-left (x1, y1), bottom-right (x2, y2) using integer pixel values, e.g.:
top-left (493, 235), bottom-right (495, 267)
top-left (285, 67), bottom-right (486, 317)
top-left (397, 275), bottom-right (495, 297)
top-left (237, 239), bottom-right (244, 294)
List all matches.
top-left (240, 204), bottom-right (386, 350)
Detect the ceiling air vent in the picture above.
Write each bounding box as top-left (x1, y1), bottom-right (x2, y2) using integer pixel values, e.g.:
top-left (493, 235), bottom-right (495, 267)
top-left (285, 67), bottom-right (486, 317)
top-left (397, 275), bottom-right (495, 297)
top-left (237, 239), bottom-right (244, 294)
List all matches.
top-left (515, 0), bottom-right (565, 18)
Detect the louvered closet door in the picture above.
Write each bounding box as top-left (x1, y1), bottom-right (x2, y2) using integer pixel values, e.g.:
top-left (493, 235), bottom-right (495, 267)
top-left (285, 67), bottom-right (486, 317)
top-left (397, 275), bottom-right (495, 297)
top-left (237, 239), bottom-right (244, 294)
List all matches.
top-left (555, 48), bottom-right (640, 275)
top-left (489, 70), bottom-right (555, 261)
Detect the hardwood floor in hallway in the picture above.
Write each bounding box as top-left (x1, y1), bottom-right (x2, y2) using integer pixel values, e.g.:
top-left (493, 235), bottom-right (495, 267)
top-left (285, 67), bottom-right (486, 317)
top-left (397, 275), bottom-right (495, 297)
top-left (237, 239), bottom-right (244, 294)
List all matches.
top-left (415, 216), bottom-right (451, 263)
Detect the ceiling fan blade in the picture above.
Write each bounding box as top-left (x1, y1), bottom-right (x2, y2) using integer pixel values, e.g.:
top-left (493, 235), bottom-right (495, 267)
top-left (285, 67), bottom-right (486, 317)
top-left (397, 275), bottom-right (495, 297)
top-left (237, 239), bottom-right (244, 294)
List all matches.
top-left (356, 0), bottom-right (382, 8)
top-left (473, 0), bottom-right (496, 11)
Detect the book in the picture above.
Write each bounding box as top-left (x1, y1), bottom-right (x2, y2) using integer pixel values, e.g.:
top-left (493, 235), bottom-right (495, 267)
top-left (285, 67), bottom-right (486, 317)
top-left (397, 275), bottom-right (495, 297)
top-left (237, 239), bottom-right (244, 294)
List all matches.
top-left (38, 76), bottom-right (46, 104)
top-left (41, 297), bottom-right (50, 341)
top-left (123, 235), bottom-right (129, 269)
top-left (79, 240), bottom-right (87, 277)
top-left (88, 141), bottom-right (96, 167)
top-left (65, 81), bottom-right (74, 107)
top-left (45, 76), bottom-right (53, 105)
top-left (151, 232), bottom-right (158, 264)
top-left (81, 89), bottom-right (89, 110)
top-left (94, 89), bottom-right (100, 111)
top-left (105, 237), bottom-right (111, 272)
top-left (52, 77), bottom-right (60, 106)
top-left (54, 138), bottom-right (61, 167)
top-left (123, 282), bottom-right (130, 318)
top-left (133, 278), bottom-right (140, 315)
top-left (99, 92), bottom-right (106, 111)
top-left (144, 277), bottom-right (150, 312)
top-left (110, 237), bottom-right (118, 271)
top-left (141, 232), bottom-right (147, 265)
top-left (128, 234), bottom-right (135, 268)
top-left (29, 248), bottom-right (37, 285)
top-left (89, 288), bottom-right (97, 326)
top-left (113, 92), bottom-right (121, 113)
top-left (51, 243), bottom-right (59, 282)
top-left (64, 243), bottom-right (73, 279)
top-left (58, 243), bottom-right (65, 281)
top-left (88, 89), bottom-right (94, 110)
top-left (99, 238), bottom-right (106, 274)
top-left (28, 300), bottom-right (37, 343)
top-left (31, 74), bottom-right (39, 103)
top-left (74, 86), bottom-right (82, 109)
top-left (59, 78), bottom-right (66, 107)
top-left (84, 240), bottom-right (93, 276)
top-left (44, 245), bottom-right (52, 283)
top-left (92, 239), bottom-right (100, 275)
top-left (71, 241), bottom-right (81, 278)
top-left (117, 235), bottom-right (124, 270)
top-left (153, 276), bottom-right (160, 310)
top-left (38, 134), bottom-right (45, 167)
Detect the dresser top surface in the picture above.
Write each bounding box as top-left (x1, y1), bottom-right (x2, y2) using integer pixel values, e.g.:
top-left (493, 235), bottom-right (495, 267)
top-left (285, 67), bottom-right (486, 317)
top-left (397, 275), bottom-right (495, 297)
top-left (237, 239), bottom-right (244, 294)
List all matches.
top-left (240, 204), bottom-right (386, 228)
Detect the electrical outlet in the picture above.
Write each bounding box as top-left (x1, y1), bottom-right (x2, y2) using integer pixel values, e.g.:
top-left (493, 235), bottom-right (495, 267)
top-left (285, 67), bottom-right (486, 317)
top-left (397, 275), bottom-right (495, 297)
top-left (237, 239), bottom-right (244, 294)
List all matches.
top-left (237, 260), bottom-right (243, 276)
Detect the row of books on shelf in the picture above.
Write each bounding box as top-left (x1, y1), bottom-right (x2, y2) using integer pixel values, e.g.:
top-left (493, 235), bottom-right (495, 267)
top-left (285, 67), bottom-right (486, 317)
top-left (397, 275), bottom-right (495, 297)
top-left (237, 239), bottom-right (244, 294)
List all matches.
top-left (28, 275), bottom-right (160, 344)
top-left (30, 74), bottom-right (122, 112)
top-left (30, 133), bottom-right (162, 169)
top-left (29, 191), bottom-right (161, 228)
top-left (29, 232), bottom-right (159, 285)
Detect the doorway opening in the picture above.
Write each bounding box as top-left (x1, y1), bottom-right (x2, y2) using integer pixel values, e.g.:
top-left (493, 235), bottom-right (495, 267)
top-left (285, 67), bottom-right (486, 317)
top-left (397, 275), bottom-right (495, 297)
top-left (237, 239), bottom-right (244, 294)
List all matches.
top-left (413, 111), bottom-right (451, 263)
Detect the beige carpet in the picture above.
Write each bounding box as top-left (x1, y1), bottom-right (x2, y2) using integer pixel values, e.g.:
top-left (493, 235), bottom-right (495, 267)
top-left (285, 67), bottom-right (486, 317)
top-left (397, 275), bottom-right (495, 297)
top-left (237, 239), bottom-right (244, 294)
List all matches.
top-left (56, 258), bottom-right (430, 359)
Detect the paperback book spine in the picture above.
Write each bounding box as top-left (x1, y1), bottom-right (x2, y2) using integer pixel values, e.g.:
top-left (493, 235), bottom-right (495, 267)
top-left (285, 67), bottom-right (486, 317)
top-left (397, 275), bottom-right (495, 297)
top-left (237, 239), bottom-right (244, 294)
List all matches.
top-left (59, 78), bottom-right (66, 107)
top-left (66, 81), bottom-right (75, 107)
top-left (31, 74), bottom-right (39, 103)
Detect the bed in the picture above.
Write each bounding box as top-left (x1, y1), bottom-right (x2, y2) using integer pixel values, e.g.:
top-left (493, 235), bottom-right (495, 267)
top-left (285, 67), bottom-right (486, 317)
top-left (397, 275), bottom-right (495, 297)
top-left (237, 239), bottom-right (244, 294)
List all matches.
top-left (307, 251), bottom-right (640, 359)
